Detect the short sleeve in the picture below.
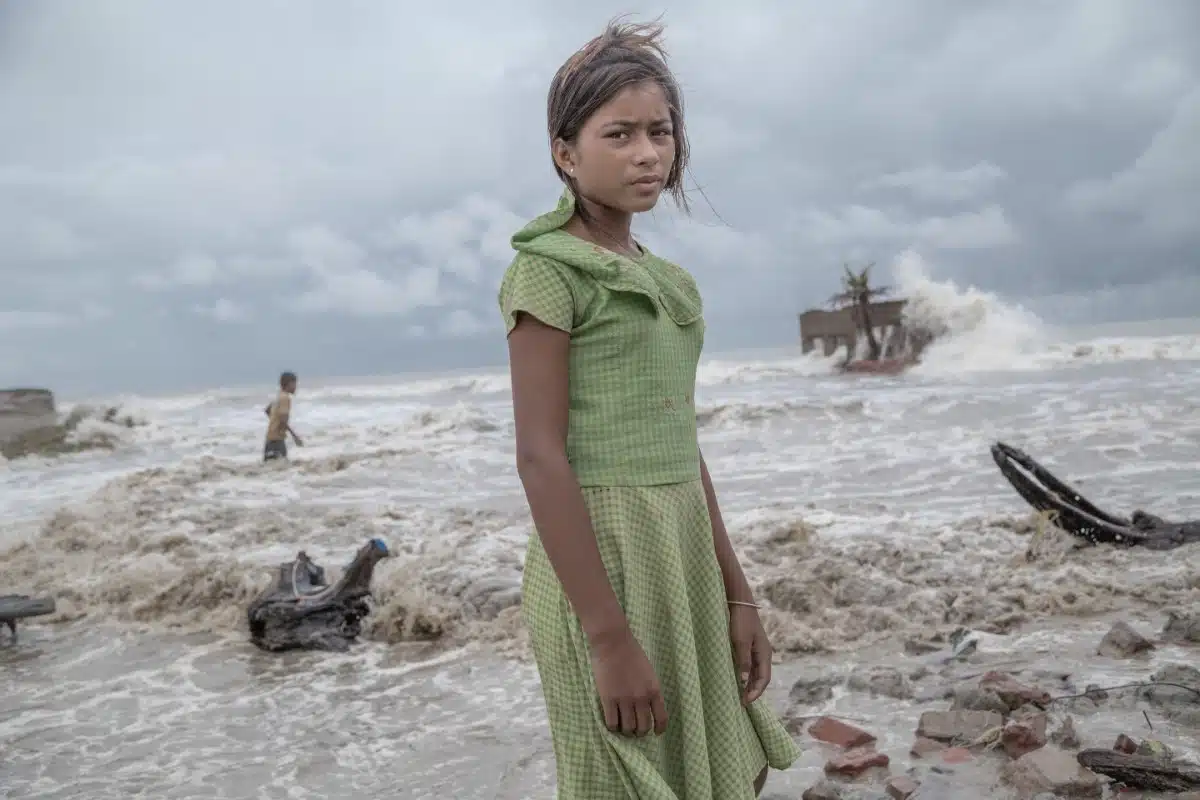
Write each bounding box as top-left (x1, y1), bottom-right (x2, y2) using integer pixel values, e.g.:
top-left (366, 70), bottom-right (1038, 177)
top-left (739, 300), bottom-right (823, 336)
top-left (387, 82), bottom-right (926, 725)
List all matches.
top-left (498, 254), bottom-right (576, 335)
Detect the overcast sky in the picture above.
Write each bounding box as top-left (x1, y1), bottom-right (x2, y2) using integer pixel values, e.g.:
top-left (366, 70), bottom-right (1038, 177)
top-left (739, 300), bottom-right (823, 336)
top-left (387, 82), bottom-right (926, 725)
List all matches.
top-left (1, 0), bottom-right (1197, 393)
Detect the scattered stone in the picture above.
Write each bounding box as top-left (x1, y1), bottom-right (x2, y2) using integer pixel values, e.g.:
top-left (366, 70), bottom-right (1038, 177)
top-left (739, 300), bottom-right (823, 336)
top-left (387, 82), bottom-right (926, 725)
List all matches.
top-left (950, 686), bottom-right (1010, 715)
top-left (808, 716), bottom-right (877, 750)
top-left (1050, 715), bottom-right (1080, 750)
top-left (1162, 610), bottom-right (1200, 645)
top-left (917, 709), bottom-right (1004, 743)
top-left (790, 667), bottom-right (842, 706)
top-left (1115, 734), bottom-right (1139, 754)
top-left (825, 747), bottom-right (890, 777)
top-left (978, 671), bottom-right (1052, 710)
top-left (1004, 745), bottom-right (1103, 797)
top-left (1097, 620), bottom-right (1156, 659)
top-left (910, 737), bottom-right (947, 759)
top-left (1083, 684), bottom-right (1110, 703)
top-left (885, 775), bottom-right (919, 799)
top-left (1002, 712), bottom-right (1048, 759)
top-left (847, 665), bottom-right (913, 700)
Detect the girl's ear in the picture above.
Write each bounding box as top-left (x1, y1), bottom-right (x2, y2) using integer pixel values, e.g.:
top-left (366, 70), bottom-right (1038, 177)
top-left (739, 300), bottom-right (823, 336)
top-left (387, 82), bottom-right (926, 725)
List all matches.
top-left (552, 138), bottom-right (576, 176)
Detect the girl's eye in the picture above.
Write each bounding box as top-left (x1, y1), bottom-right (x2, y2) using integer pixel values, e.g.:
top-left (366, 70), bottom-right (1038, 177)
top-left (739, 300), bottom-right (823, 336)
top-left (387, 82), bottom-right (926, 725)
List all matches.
top-left (653, 129), bottom-right (672, 138)
top-left (608, 131), bottom-right (629, 139)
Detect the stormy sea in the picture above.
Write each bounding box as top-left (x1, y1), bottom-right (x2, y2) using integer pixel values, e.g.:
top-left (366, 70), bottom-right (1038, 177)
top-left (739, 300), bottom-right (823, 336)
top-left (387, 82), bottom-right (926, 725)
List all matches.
top-left (3, 264), bottom-right (1199, 799)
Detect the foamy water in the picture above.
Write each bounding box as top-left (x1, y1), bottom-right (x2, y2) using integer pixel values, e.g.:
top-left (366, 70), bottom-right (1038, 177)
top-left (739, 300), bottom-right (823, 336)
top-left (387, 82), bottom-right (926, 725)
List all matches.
top-left (3, 263), bottom-right (1199, 798)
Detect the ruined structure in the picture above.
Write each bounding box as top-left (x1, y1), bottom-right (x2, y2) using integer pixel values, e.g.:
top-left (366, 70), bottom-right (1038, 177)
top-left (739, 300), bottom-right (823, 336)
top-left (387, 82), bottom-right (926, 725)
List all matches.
top-left (1, 388), bottom-right (138, 459)
top-left (0, 389), bottom-right (59, 458)
top-left (798, 299), bottom-right (914, 359)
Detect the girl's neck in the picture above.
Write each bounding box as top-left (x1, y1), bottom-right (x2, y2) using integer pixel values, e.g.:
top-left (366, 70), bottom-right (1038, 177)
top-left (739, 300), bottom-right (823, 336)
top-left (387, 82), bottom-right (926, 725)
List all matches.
top-left (569, 194), bottom-right (638, 256)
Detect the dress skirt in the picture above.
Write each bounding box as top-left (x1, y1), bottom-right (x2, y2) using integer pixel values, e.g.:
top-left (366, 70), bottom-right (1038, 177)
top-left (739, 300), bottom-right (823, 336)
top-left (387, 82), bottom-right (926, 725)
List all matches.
top-left (522, 480), bottom-right (800, 799)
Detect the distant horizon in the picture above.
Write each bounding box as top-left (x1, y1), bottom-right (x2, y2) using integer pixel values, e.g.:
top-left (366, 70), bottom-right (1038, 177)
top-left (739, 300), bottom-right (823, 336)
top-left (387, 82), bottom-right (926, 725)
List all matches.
top-left (34, 312), bottom-right (1197, 405)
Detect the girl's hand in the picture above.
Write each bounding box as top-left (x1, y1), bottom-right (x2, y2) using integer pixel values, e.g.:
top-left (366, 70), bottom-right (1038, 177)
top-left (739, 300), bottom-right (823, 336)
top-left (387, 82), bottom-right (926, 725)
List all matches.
top-left (729, 604), bottom-right (772, 705)
top-left (589, 625), bottom-right (669, 737)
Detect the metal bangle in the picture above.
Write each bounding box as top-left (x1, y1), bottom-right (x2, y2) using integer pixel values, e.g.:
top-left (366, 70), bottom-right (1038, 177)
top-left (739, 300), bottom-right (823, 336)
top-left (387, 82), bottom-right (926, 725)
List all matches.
top-left (727, 600), bottom-right (760, 609)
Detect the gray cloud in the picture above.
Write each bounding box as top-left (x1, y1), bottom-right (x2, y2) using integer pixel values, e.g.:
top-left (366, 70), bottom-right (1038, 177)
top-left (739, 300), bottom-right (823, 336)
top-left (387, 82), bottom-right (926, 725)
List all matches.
top-left (0, 0), bottom-right (1197, 392)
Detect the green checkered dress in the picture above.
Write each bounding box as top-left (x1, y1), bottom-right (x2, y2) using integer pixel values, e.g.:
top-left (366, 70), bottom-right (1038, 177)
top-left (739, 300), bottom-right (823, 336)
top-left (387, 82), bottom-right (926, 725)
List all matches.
top-left (499, 191), bottom-right (800, 798)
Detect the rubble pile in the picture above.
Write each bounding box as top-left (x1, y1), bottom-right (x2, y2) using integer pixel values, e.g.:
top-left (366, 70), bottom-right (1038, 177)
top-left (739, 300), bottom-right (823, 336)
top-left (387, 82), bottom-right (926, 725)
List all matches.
top-left (766, 614), bottom-right (1200, 800)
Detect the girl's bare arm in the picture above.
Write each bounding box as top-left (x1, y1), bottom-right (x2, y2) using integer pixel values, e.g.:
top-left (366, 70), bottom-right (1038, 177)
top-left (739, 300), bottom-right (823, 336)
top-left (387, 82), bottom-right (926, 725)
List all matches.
top-left (508, 314), bottom-right (628, 642)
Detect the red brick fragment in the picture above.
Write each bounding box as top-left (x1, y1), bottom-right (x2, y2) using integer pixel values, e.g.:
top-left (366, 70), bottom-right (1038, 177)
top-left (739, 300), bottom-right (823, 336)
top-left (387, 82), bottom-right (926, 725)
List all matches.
top-left (978, 671), bottom-right (1052, 709)
top-left (1002, 714), bottom-right (1048, 759)
top-left (910, 737), bottom-right (946, 759)
top-left (886, 775), bottom-right (920, 799)
top-left (808, 716), bottom-right (877, 749)
top-left (825, 747), bottom-right (890, 776)
top-left (1114, 734), bottom-right (1138, 754)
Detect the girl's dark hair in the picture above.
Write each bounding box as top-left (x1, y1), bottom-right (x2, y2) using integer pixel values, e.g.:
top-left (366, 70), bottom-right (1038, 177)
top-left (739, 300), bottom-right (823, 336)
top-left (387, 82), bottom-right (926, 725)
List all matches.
top-left (547, 16), bottom-right (690, 214)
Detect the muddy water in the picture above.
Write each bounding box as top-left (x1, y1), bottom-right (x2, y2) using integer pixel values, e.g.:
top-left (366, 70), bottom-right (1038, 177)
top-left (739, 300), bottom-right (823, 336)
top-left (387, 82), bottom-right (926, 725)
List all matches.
top-left (2, 331), bottom-right (1200, 798)
top-left (3, 611), bottom-right (1197, 798)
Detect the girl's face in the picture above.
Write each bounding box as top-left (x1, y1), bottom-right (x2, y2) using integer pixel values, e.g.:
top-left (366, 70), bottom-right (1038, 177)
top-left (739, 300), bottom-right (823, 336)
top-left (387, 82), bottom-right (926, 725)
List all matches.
top-left (555, 80), bottom-right (676, 215)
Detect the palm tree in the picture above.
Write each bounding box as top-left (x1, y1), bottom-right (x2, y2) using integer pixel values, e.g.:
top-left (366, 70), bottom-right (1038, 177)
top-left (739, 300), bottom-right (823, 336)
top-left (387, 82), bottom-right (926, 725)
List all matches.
top-left (828, 261), bottom-right (891, 360)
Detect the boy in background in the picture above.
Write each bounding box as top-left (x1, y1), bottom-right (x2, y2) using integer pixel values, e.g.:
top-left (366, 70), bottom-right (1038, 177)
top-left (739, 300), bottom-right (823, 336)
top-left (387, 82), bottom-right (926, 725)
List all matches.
top-left (264, 371), bottom-right (303, 461)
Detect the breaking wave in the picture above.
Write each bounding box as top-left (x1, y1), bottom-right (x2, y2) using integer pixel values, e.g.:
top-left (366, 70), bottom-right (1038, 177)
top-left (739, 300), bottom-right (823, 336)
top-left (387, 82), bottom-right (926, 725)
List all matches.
top-left (893, 251), bottom-right (1200, 375)
top-left (3, 457), bottom-right (1196, 660)
top-left (0, 403), bottom-right (148, 463)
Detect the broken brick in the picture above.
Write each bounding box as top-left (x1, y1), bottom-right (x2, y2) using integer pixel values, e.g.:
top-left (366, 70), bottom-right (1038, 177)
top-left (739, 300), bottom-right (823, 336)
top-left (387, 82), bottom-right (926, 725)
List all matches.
top-left (978, 671), bottom-right (1052, 710)
top-left (808, 716), bottom-right (877, 749)
top-left (1114, 733), bottom-right (1138, 754)
top-left (1002, 713), bottom-right (1048, 759)
top-left (886, 775), bottom-right (920, 799)
top-left (910, 737), bottom-right (947, 759)
top-left (824, 747), bottom-right (890, 777)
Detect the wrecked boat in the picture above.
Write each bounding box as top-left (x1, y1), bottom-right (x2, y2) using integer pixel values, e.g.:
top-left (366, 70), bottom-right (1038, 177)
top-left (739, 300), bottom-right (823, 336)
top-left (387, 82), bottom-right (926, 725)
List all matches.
top-left (991, 441), bottom-right (1200, 550)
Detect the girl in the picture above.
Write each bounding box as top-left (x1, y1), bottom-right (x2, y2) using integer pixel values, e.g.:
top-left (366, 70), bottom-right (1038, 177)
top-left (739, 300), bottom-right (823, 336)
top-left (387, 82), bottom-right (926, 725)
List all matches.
top-left (499, 18), bottom-right (799, 799)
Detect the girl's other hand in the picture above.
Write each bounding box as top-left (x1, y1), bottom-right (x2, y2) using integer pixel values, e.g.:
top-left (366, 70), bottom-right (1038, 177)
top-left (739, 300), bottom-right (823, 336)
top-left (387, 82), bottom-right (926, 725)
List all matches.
top-left (729, 604), bottom-right (772, 705)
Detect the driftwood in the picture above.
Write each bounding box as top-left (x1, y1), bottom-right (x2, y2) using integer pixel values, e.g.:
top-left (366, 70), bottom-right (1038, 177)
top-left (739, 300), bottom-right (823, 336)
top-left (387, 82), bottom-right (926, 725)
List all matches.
top-left (991, 442), bottom-right (1200, 550)
top-left (246, 538), bottom-right (390, 652)
top-left (1077, 749), bottom-right (1200, 792)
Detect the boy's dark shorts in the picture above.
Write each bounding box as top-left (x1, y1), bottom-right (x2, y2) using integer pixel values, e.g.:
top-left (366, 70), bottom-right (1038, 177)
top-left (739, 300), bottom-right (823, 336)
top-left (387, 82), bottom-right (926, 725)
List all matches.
top-left (264, 440), bottom-right (288, 461)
